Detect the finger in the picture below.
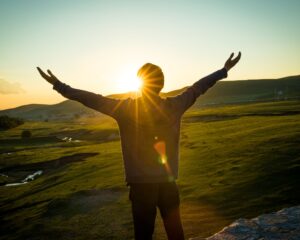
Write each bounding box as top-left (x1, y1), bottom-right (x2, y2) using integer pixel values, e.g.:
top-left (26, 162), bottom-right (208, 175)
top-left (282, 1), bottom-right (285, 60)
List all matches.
top-left (238, 51), bottom-right (241, 59)
top-left (47, 69), bottom-right (54, 76)
top-left (37, 67), bottom-right (50, 79)
top-left (37, 67), bottom-right (44, 75)
top-left (233, 52), bottom-right (241, 62)
top-left (229, 52), bottom-right (234, 60)
top-left (47, 69), bottom-right (58, 80)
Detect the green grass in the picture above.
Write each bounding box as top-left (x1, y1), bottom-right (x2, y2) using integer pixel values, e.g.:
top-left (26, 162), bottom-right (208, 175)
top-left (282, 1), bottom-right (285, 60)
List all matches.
top-left (0, 100), bottom-right (299, 239)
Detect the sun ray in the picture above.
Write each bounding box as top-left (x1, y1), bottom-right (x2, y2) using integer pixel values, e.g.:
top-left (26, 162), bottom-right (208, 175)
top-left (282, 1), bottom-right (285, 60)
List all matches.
top-left (141, 89), bottom-right (170, 121)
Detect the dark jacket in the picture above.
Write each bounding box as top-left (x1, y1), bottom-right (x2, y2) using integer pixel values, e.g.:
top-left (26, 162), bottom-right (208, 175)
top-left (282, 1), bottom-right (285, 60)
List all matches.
top-left (53, 68), bottom-right (227, 182)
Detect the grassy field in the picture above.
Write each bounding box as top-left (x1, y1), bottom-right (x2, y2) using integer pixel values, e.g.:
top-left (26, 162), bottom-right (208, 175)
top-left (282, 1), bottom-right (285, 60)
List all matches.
top-left (0, 100), bottom-right (299, 240)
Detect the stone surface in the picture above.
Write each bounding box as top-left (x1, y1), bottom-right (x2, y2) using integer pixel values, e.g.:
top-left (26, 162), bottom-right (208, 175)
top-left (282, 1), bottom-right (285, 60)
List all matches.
top-left (191, 206), bottom-right (300, 240)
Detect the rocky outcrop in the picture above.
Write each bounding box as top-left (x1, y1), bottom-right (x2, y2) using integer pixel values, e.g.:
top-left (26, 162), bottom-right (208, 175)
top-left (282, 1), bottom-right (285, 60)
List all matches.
top-left (191, 206), bottom-right (300, 240)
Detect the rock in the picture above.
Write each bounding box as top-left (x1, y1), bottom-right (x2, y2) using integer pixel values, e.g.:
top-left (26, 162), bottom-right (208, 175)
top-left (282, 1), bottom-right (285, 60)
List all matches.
top-left (191, 206), bottom-right (300, 240)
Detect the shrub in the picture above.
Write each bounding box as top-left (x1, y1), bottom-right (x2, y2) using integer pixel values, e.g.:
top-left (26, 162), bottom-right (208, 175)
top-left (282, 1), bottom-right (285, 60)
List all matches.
top-left (0, 115), bottom-right (24, 130)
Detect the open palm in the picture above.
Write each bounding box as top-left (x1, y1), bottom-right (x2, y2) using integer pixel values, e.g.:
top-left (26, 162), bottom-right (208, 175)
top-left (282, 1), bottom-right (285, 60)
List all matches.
top-left (224, 52), bottom-right (241, 72)
top-left (37, 67), bottom-right (59, 85)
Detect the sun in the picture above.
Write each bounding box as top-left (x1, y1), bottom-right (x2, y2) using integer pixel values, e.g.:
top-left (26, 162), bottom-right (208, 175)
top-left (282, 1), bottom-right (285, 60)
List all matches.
top-left (115, 66), bottom-right (142, 93)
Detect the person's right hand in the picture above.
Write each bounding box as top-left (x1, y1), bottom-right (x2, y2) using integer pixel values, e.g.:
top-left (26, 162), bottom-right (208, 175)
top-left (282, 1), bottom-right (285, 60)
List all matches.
top-left (37, 67), bottom-right (59, 85)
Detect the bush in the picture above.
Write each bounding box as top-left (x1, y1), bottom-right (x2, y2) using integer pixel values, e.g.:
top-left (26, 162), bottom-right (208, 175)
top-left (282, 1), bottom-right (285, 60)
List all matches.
top-left (21, 130), bottom-right (32, 138)
top-left (0, 115), bottom-right (24, 130)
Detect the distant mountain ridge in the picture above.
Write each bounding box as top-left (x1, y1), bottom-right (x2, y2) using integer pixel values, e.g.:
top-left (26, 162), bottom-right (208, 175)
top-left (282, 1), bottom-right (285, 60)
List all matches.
top-left (1, 75), bottom-right (299, 121)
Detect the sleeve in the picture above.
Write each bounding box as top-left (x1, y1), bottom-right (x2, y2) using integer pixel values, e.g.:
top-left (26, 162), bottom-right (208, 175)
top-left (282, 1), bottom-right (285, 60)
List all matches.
top-left (168, 68), bottom-right (228, 115)
top-left (53, 80), bottom-right (123, 119)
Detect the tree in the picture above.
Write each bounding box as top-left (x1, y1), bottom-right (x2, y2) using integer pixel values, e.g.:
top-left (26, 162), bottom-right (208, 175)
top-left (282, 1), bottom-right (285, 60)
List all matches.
top-left (21, 130), bottom-right (32, 139)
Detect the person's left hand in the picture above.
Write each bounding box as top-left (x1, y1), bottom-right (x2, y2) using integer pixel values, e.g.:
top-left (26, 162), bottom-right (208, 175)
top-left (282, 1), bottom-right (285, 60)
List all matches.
top-left (224, 52), bottom-right (241, 72)
top-left (37, 67), bottom-right (59, 85)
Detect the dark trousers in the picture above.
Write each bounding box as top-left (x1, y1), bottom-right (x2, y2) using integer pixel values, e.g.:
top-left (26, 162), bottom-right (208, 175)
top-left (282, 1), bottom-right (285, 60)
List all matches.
top-left (128, 182), bottom-right (185, 240)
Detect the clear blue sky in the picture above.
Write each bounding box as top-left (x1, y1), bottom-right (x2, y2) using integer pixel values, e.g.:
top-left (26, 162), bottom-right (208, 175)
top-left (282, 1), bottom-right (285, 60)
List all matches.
top-left (1, 0), bottom-right (300, 109)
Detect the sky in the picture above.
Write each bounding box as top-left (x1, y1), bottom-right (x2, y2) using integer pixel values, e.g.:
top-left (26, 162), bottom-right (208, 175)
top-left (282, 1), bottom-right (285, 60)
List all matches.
top-left (0, 0), bottom-right (300, 110)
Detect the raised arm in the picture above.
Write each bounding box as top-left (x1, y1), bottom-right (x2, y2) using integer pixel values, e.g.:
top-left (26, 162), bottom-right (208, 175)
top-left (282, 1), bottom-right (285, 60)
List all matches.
top-left (169, 52), bottom-right (241, 115)
top-left (37, 67), bottom-right (123, 119)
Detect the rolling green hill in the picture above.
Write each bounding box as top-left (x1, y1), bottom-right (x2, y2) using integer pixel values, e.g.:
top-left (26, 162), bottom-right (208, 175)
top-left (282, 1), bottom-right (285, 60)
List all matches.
top-left (0, 100), bottom-right (104, 121)
top-left (193, 75), bottom-right (300, 107)
top-left (1, 75), bottom-right (299, 121)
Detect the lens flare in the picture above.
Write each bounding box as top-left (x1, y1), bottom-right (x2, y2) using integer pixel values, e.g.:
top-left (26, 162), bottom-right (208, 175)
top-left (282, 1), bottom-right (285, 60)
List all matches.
top-left (154, 140), bottom-right (174, 181)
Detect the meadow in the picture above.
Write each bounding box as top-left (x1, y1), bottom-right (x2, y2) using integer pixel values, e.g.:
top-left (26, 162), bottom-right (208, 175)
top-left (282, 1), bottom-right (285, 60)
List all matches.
top-left (0, 100), bottom-right (299, 240)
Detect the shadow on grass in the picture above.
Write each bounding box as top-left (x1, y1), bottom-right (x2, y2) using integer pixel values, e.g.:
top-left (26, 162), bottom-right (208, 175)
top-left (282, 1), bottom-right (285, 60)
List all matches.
top-left (1, 152), bottom-right (99, 173)
top-left (0, 187), bottom-right (128, 240)
top-left (44, 188), bottom-right (125, 219)
top-left (183, 110), bottom-right (300, 123)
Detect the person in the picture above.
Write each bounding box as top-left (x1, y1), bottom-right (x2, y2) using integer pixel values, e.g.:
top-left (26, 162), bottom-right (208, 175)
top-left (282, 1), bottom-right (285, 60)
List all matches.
top-left (37, 52), bottom-right (241, 240)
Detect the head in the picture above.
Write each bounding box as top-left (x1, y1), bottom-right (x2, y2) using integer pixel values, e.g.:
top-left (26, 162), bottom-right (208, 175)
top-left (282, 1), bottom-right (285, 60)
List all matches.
top-left (137, 63), bottom-right (164, 95)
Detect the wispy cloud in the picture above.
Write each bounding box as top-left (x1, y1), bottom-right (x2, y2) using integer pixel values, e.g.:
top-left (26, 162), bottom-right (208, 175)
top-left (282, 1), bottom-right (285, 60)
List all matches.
top-left (0, 79), bottom-right (25, 94)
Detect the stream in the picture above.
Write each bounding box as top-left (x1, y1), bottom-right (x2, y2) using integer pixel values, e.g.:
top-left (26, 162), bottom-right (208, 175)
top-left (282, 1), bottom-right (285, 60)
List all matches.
top-left (4, 170), bottom-right (43, 187)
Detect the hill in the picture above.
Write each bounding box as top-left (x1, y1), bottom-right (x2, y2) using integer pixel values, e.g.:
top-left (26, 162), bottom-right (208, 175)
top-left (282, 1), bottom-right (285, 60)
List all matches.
top-left (0, 101), bottom-right (103, 121)
top-left (0, 75), bottom-right (299, 121)
top-left (193, 75), bottom-right (300, 107)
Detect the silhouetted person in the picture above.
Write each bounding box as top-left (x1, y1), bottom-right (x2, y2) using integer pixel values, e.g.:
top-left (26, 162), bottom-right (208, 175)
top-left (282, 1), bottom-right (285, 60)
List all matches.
top-left (37, 52), bottom-right (241, 240)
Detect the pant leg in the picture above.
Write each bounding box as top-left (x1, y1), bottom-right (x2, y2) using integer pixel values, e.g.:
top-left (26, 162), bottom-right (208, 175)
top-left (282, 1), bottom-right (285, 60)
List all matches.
top-left (129, 183), bottom-right (159, 240)
top-left (158, 182), bottom-right (185, 240)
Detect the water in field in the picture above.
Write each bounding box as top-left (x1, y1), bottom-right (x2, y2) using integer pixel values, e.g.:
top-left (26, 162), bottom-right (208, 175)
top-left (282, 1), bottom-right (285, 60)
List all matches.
top-left (5, 170), bottom-right (43, 186)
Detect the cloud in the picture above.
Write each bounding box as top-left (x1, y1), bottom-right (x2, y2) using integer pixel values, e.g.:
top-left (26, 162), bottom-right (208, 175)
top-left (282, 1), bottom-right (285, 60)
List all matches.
top-left (0, 79), bottom-right (25, 94)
